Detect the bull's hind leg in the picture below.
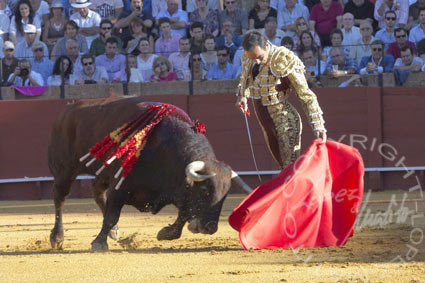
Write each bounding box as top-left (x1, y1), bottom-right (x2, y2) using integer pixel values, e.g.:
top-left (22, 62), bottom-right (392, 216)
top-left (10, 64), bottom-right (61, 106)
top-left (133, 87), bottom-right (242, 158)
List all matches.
top-left (157, 211), bottom-right (188, 241)
top-left (93, 178), bottom-right (119, 240)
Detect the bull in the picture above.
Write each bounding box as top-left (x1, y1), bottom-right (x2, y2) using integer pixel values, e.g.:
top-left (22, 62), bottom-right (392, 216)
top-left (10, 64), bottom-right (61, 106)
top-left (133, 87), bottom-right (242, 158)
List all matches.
top-left (48, 97), bottom-right (251, 251)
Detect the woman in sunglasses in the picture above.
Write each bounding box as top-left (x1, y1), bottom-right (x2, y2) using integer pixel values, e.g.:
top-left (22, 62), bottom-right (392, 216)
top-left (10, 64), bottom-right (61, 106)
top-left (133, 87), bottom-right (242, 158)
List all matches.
top-left (293, 17), bottom-right (321, 51)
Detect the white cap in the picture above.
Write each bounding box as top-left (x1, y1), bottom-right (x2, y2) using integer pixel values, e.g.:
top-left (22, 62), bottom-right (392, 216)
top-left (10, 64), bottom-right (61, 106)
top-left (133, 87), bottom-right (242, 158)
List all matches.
top-left (71, 0), bottom-right (92, 8)
top-left (23, 24), bottom-right (37, 34)
top-left (3, 41), bottom-right (14, 50)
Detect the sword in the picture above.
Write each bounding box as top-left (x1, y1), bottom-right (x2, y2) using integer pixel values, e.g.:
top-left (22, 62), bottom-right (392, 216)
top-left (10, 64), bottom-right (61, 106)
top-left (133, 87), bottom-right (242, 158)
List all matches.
top-left (242, 108), bottom-right (262, 182)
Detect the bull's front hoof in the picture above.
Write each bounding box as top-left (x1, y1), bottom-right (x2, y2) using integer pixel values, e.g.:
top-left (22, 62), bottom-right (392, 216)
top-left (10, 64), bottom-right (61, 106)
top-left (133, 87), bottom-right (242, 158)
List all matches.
top-left (50, 231), bottom-right (64, 250)
top-left (91, 241), bottom-right (109, 252)
top-left (157, 225), bottom-right (182, 241)
top-left (108, 225), bottom-right (119, 241)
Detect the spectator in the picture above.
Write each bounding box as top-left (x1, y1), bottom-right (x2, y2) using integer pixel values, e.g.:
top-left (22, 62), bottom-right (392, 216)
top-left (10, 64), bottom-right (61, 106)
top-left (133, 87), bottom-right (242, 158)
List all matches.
top-left (189, 21), bottom-right (204, 53)
top-left (375, 10), bottom-right (396, 48)
top-left (232, 46), bottom-right (243, 75)
top-left (47, 55), bottom-right (73, 85)
top-left (90, 0), bottom-right (124, 23)
top-left (15, 24), bottom-right (48, 59)
top-left (309, 0), bottom-right (343, 46)
top-left (1, 41), bottom-right (18, 84)
top-left (0, 0), bottom-right (10, 41)
top-left (218, 0), bottom-right (248, 36)
top-left (358, 39), bottom-right (394, 74)
top-left (90, 19), bottom-right (123, 56)
top-left (152, 0), bottom-right (181, 18)
top-left (281, 36), bottom-right (294, 50)
top-left (277, 0), bottom-right (308, 39)
top-left (326, 46), bottom-right (358, 78)
top-left (168, 36), bottom-right (190, 80)
top-left (95, 37), bottom-right (126, 82)
top-left (52, 20), bottom-right (88, 60)
top-left (249, 0), bottom-right (277, 30)
top-left (302, 47), bottom-right (326, 76)
top-left (156, 0), bottom-right (188, 38)
top-left (73, 53), bottom-right (108, 84)
top-left (186, 0), bottom-right (219, 13)
top-left (215, 19), bottom-right (241, 62)
top-left (386, 28), bottom-right (417, 60)
top-left (207, 45), bottom-right (237, 80)
top-left (189, 0), bottom-right (219, 37)
top-left (150, 56), bottom-right (178, 82)
top-left (9, 0), bottom-right (41, 45)
top-left (407, 0), bottom-right (425, 30)
top-left (115, 0), bottom-right (154, 42)
top-left (374, 0), bottom-right (408, 29)
top-left (136, 37), bottom-right (158, 81)
top-left (154, 17), bottom-right (181, 58)
top-left (42, 0), bottom-right (66, 55)
top-left (297, 31), bottom-right (319, 57)
top-left (70, 0), bottom-right (102, 48)
top-left (126, 53), bottom-right (144, 82)
top-left (416, 37), bottom-right (425, 61)
top-left (341, 13), bottom-right (361, 54)
top-left (350, 21), bottom-right (375, 65)
top-left (344, 0), bottom-right (377, 31)
top-left (65, 39), bottom-right (83, 74)
top-left (200, 34), bottom-right (217, 72)
top-left (393, 45), bottom-right (423, 85)
top-left (124, 17), bottom-right (154, 55)
top-left (30, 41), bottom-right (53, 84)
top-left (322, 29), bottom-right (350, 63)
top-left (259, 16), bottom-right (286, 46)
top-left (303, 0), bottom-right (344, 11)
top-left (29, 0), bottom-right (49, 26)
top-left (293, 16), bottom-right (321, 50)
top-left (409, 8), bottom-right (425, 45)
top-left (7, 58), bottom-right (43, 85)
top-left (0, 0), bottom-right (12, 19)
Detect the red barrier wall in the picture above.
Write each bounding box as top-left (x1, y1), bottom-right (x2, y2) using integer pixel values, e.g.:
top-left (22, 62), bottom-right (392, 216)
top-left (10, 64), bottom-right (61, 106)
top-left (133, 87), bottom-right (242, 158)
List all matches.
top-left (0, 87), bottom-right (424, 200)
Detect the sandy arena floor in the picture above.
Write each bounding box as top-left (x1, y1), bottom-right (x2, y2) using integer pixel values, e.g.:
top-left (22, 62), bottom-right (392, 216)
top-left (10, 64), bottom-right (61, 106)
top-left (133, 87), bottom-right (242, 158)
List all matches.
top-left (0, 191), bottom-right (424, 282)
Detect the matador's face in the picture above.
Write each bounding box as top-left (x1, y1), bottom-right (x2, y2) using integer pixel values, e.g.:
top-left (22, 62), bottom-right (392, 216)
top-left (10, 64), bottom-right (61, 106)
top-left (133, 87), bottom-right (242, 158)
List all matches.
top-left (245, 42), bottom-right (270, 65)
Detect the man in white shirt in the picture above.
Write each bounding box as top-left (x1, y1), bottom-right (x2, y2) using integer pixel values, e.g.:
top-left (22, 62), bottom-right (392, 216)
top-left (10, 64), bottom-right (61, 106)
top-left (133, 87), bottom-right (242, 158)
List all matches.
top-left (70, 0), bottom-right (102, 48)
top-left (156, 0), bottom-right (188, 37)
top-left (168, 36), bottom-right (190, 80)
top-left (7, 58), bottom-right (43, 86)
top-left (14, 24), bottom-right (48, 59)
top-left (259, 16), bottom-right (287, 46)
top-left (350, 21), bottom-right (375, 65)
top-left (374, 0), bottom-right (408, 29)
top-left (341, 13), bottom-right (361, 53)
top-left (393, 45), bottom-right (423, 85)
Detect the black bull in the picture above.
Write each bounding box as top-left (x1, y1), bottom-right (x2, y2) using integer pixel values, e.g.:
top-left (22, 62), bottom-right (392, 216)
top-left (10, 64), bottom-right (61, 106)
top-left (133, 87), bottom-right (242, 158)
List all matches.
top-left (48, 97), bottom-right (251, 251)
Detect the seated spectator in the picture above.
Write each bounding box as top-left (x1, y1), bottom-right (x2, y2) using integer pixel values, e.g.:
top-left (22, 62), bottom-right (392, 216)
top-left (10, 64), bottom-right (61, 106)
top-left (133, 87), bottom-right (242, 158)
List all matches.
top-left (1, 41), bottom-right (19, 84)
top-left (358, 39), bottom-right (394, 74)
top-left (187, 51), bottom-right (207, 80)
top-left (281, 36), bottom-right (294, 50)
top-left (374, 0), bottom-right (408, 30)
top-left (344, 0), bottom-right (377, 31)
top-left (95, 37), bottom-right (126, 82)
top-left (0, 0), bottom-right (12, 18)
top-left (219, 0), bottom-right (248, 36)
top-left (249, 0), bottom-right (277, 30)
top-left (156, 0), bottom-right (188, 38)
top-left (15, 24), bottom-right (48, 59)
top-left (302, 47), bottom-right (326, 76)
top-left (29, 0), bottom-right (49, 26)
top-left (300, 0), bottom-right (345, 12)
top-left (168, 37), bottom-right (190, 80)
top-left (52, 20), bottom-right (89, 60)
top-left (186, 0), bottom-right (219, 13)
top-left (296, 30), bottom-right (319, 57)
top-left (350, 21), bottom-right (375, 65)
top-left (393, 45), bottom-right (423, 85)
top-left (277, 0), bottom-right (308, 39)
top-left (70, 0), bottom-right (102, 48)
top-left (73, 53), bottom-right (108, 84)
top-left (115, 0), bottom-right (154, 42)
top-left (136, 37), bottom-right (158, 81)
top-left (154, 17), bottom-right (181, 58)
top-left (293, 16), bottom-right (321, 50)
top-left (90, 19), bottom-right (123, 56)
top-left (124, 17), bottom-right (154, 55)
top-left (258, 16), bottom-right (286, 46)
top-left (189, 21), bottom-right (204, 54)
top-left (322, 29), bottom-right (350, 63)
top-left (65, 39), bottom-right (83, 74)
top-left (42, 0), bottom-right (66, 56)
top-left (189, 0), bottom-right (219, 37)
top-left (90, 0), bottom-right (124, 23)
top-left (326, 46), bottom-right (358, 78)
top-left (150, 56), bottom-right (178, 82)
top-left (126, 54), bottom-right (144, 82)
top-left (7, 58), bottom-right (43, 86)
top-left (215, 19), bottom-right (242, 62)
top-left (152, 0), bottom-right (182, 18)
top-left (47, 55), bottom-right (73, 85)
top-left (0, 1), bottom-right (10, 41)
top-left (30, 41), bottom-right (53, 85)
top-left (340, 13), bottom-right (361, 54)
top-left (200, 34), bottom-right (217, 72)
top-left (232, 46), bottom-right (243, 75)
top-left (386, 28), bottom-right (416, 60)
top-left (416, 37), bottom-right (425, 61)
top-left (309, 0), bottom-right (343, 46)
top-left (407, 0), bottom-right (425, 30)
top-left (409, 8), bottom-right (425, 45)
top-left (374, 10), bottom-right (396, 48)
top-left (9, 0), bottom-right (41, 45)
top-left (207, 45), bottom-right (237, 80)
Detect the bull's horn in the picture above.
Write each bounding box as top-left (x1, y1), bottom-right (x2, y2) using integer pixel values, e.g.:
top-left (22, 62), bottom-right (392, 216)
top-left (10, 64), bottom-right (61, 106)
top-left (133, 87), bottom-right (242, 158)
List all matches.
top-left (186, 161), bottom-right (216, 182)
top-left (231, 170), bottom-right (253, 193)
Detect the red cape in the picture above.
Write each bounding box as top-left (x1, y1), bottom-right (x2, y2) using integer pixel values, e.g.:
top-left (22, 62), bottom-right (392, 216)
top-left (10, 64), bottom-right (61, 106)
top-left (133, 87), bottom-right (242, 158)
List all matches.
top-left (229, 139), bottom-right (364, 250)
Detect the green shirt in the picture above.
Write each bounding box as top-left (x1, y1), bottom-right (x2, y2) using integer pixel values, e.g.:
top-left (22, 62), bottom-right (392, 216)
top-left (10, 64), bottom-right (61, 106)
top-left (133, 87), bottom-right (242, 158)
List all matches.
top-left (89, 36), bottom-right (124, 57)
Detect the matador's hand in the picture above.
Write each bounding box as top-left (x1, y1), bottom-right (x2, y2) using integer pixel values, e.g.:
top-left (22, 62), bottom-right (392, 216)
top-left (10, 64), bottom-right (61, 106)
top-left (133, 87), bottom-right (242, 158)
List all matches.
top-left (236, 96), bottom-right (249, 114)
top-left (314, 129), bottom-right (327, 144)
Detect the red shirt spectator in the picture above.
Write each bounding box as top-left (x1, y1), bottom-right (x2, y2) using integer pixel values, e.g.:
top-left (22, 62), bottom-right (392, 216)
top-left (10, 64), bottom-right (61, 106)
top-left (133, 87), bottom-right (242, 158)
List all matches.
top-left (386, 41), bottom-right (417, 60)
top-left (309, 0), bottom-right (343, 46)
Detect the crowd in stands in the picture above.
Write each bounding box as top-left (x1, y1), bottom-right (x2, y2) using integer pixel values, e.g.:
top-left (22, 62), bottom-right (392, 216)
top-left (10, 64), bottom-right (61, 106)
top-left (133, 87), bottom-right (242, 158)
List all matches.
top-left (1, 0), bottom-right (425, 87)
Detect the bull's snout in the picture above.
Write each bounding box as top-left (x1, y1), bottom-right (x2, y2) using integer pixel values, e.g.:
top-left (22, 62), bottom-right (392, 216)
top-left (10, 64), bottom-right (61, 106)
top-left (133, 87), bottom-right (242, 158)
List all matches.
top-left (187, 219), bottom-right (218, 235)
top-left (202, 221), bottom-right (218, 234)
